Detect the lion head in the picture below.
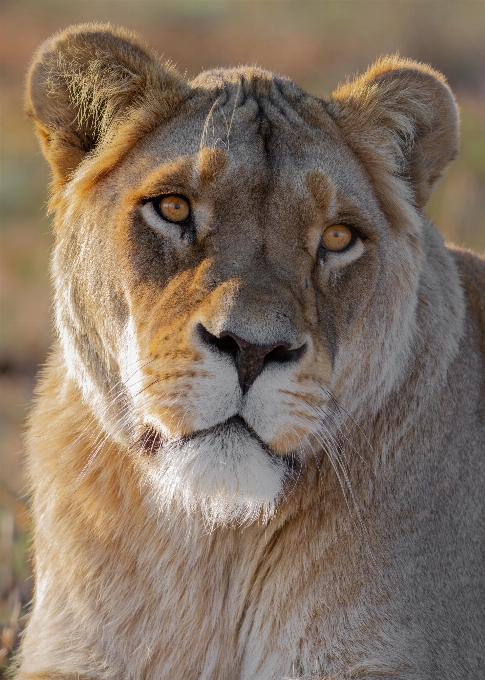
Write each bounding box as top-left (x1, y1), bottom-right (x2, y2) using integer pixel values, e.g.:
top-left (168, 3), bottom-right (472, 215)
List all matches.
top-left (26, 24), bottom-right (460, 528)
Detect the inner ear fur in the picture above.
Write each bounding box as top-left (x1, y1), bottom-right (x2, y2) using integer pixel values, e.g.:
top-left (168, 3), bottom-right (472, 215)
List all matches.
top-left (25, 23), bottom-right (189, 185)
top-left (327, 56), bottom-right (459, 209)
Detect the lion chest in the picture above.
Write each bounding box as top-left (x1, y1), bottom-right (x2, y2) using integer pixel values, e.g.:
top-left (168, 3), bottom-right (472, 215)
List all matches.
top-left (104, 513), bottom-right (394, 680)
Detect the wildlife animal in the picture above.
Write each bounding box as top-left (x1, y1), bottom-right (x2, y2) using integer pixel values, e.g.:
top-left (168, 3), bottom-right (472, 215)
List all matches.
top-left (18, 23), bottom-right (485, 679)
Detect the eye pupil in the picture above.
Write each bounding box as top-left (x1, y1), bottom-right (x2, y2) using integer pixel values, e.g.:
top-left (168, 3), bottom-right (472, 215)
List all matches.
top-left (321, 224), bottom-right (353, 252)
top-left (159, 195), bottom-right (190, 223)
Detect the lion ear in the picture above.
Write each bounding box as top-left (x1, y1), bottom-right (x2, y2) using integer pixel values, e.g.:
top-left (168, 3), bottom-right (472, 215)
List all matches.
top-left (327, 56), bottom-right (459, 209)
top-left (25, 23), bottom-right (188, 185)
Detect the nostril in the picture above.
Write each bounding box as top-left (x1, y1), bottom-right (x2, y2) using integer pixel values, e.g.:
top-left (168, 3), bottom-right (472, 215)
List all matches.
top-left (264, 343), bottom-right (307, 366)
top-left (196, 323), bottom-right (240, 359)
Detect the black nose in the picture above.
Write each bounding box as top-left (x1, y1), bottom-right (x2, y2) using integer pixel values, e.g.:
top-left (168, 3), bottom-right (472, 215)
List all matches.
top-left (197, 323), bottom-right (306, 394)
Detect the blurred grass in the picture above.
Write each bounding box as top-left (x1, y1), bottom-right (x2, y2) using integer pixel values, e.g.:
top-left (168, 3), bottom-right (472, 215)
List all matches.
top-left (0, 0), bottom-right (484, 672)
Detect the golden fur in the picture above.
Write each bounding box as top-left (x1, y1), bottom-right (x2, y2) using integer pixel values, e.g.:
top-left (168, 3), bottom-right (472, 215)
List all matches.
top-left (17, 24), bottom-right (485, 679)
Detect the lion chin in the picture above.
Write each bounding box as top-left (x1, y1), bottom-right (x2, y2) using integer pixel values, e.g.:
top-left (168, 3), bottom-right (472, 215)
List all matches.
top-left (143, 416), bottom-right (295, 527)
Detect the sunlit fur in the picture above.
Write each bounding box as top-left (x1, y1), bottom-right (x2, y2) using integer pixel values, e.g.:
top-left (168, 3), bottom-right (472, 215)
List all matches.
top-left (18, 24), bottom-right (484, 679)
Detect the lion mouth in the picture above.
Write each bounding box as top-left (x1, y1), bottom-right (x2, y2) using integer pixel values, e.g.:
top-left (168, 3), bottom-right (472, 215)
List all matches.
top-left (137, 415), bottom-right (301, 476)
top-left (184, 415), bottom-right (266, 448)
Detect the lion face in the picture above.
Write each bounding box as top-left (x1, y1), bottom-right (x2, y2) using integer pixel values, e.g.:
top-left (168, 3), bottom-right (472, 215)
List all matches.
top-left (56, 82), bottom-right (417, 525)
top-left (27, 26), bottom-right (458, 525)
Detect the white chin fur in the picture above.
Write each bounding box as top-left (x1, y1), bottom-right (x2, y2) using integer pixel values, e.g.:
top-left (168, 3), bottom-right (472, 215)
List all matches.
top-left (144, 419), bottom-right (288, 528)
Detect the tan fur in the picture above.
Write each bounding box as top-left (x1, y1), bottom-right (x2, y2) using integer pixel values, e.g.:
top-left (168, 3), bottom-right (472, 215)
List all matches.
top-left (18, 24), bottom-right (484, 679)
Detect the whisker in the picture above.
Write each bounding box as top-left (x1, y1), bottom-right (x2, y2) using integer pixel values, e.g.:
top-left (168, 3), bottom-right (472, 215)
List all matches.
top-left (320, 386), bottom-right (375, 453)
top-left (314, 431), bottom-right (357, 523)
top-left (313, 428), bottom-right (376, 566)
top-left (307, 396), bottom-right (374, 473)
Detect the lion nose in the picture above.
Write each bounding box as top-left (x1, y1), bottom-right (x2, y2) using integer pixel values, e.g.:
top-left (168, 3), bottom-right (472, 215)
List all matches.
top-left (197, 323), bottom-right (306, 394)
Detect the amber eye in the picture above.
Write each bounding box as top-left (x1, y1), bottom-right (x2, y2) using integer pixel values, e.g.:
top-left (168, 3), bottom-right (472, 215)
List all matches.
top-left (321, 224), bottom-right (353, 252)
top-left (158, 195), bottom-right (190, 223)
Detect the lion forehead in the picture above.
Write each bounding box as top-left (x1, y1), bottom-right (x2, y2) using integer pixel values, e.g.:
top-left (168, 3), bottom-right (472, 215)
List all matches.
top-left (119, 72), bottom-right (378, 224)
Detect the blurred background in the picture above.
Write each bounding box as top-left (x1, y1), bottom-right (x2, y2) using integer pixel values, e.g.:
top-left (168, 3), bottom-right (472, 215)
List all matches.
top-left (1, 0), bottom-right (484, 670)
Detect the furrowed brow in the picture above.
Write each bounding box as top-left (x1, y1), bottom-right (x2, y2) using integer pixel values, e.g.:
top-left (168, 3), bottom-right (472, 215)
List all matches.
top-left (133, 147), bottom-right (228, 201)
top-left (135, 155), bottom-right (199, 200)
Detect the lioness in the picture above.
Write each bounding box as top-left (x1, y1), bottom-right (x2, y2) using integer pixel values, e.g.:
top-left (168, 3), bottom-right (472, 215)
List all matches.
top-left (18, 23), bottom-right (484, 679)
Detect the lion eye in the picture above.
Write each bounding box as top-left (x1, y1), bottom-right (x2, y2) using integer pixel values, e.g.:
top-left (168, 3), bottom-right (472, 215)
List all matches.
top-left (321, 225), bottom-right (353, 252)
top-left (158, 195), bottom-right (190, 223)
